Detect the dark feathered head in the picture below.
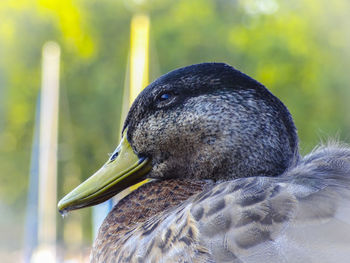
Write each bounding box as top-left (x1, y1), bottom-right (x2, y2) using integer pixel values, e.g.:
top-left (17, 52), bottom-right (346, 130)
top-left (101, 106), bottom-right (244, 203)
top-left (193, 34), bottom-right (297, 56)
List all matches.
top-left (124, 63), bottom-right (299, 180)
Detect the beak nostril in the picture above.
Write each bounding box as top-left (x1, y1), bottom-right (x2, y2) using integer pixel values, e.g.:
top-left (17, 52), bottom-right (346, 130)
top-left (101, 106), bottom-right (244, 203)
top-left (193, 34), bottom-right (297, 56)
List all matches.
top-left (110, 151), bottom-right (119, 162)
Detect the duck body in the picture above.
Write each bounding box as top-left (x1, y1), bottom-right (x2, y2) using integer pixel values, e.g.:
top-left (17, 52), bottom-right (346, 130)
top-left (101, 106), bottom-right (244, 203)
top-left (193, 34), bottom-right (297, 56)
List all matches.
top-left (58, 63), bottom-right (350, 263)
top-left (92, 144), bottom-right (350, 263)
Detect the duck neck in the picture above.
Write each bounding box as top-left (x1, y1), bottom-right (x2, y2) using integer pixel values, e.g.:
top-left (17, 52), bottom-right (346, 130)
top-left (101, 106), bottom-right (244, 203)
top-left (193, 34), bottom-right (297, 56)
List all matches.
top-left (95, 179), bottom-right (211, 243)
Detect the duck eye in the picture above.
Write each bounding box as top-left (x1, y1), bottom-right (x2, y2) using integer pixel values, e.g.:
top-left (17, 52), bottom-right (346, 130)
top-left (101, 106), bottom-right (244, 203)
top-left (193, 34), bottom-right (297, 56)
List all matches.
top-left (155, 91), bottom-right (178, 107)
top-left (159, 93), bottom-right (171, 101)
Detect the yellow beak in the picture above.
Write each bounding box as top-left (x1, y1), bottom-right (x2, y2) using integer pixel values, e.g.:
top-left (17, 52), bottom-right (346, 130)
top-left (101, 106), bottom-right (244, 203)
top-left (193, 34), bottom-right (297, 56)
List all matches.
top-left (57, 130), bottom-right (151, 213)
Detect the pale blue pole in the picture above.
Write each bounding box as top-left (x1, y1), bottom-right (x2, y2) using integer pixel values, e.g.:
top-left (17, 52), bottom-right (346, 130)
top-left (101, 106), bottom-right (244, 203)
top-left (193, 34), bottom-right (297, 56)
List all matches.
top-left (23, 95), bottom-right (40, 263)
top-left (92, 200), bottom-right (113, 239)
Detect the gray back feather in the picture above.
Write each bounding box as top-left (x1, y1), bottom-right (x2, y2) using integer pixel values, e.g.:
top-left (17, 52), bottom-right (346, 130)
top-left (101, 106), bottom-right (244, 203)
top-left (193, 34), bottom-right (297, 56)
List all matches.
top-left (111, 143), bottom-right (350, 263)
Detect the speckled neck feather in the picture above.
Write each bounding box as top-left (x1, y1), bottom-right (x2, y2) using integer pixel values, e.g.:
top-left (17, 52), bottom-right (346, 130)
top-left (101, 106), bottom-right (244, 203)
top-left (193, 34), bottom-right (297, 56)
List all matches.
top-left (92, 179), bottom-right (212, 259)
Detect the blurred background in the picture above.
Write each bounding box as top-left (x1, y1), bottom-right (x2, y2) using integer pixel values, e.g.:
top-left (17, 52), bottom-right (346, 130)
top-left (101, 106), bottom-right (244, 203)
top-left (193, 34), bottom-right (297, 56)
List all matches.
top-left (1, 0), bottom-right (350, 262)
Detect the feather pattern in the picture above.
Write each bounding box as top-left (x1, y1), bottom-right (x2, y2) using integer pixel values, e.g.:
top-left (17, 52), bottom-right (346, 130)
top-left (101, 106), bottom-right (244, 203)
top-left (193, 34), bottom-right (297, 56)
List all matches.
top-left (91, 143), bottom-right (350, 263)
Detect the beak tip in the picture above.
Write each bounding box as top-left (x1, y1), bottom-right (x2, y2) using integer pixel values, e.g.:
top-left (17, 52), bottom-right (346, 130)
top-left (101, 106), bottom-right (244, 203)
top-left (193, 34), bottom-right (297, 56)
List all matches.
top-left (57, 198), bottom-right (72, 217)
top-left (57, 196), bottom-right (70, 213)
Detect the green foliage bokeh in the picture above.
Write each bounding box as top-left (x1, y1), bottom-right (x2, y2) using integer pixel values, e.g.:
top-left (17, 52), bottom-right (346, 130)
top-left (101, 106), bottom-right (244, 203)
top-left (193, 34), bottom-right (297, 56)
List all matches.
top-left (0, 0), bottom-right (350, 253)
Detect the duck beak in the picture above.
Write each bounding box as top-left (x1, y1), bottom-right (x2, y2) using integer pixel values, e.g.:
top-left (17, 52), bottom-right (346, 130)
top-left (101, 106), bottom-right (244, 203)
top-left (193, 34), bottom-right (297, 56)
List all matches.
top-left (57, 130), bottom-right (151, 213)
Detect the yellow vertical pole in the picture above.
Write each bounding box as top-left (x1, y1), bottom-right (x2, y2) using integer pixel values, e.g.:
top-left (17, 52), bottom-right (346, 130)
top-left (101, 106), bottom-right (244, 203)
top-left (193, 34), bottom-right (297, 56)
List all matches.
top-left (128, 13), bottom-right (150, 191)
top-left (129, 14), bottom-right (150, 105)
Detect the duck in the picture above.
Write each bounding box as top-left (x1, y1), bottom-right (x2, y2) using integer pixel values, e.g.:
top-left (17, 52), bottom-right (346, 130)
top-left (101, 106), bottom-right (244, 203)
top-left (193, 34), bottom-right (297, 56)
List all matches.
top-left (58, 63), bottom-right (350, 263)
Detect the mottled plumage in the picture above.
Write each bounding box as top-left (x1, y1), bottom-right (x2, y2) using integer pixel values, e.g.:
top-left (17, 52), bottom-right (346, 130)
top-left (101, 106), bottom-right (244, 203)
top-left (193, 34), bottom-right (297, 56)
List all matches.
top-left (92, 144), bottom-right (350, 263)
top-left (71, 63), bottom-right (350, 262)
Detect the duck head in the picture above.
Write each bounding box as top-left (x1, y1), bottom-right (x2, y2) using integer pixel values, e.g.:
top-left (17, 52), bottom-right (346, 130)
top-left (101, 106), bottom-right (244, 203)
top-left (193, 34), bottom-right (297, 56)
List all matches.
top-left (58, 63), bottom-right (299, 212)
